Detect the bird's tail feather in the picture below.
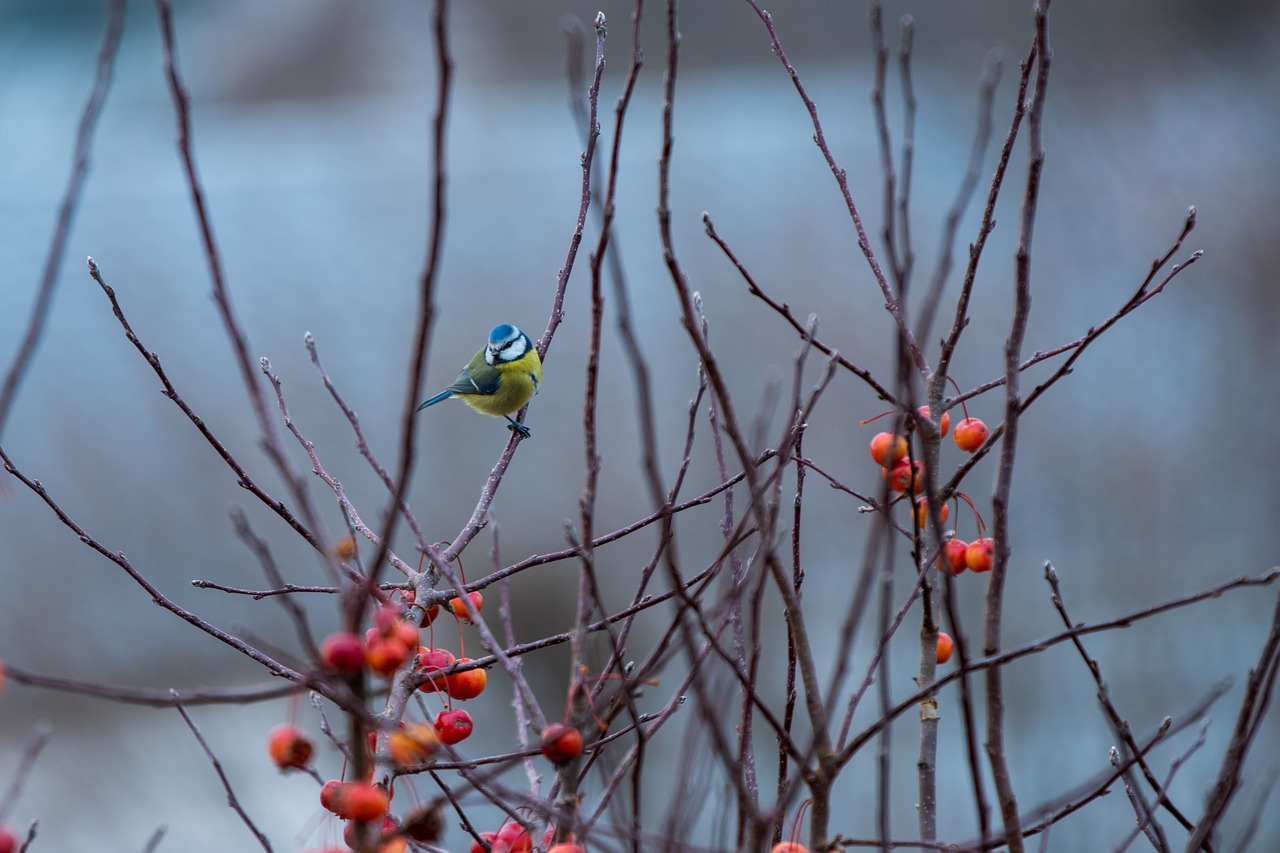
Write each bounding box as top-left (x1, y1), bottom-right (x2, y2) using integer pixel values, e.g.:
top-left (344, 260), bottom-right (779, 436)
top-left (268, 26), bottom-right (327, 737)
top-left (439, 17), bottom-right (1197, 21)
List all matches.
top-left (416, 390), bottom-right (454, 411)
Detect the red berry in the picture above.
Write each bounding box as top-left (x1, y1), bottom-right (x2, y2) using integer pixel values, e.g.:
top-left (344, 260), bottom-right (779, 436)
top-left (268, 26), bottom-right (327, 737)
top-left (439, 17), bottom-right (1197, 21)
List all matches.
top-left (496, 821), bottom-right (533, 852)
top-left (320, 779), bottom-right (352, 817)
top-left (942, 538), bottom-right (969, 575)
top-left (417, 647), bottom-right (456, 693)
top-left (548, 846), bottom-right (587, 853)
top-left (445, 659), bottom-right (488, 700)
top-left (965, 537), bottom-right (994, 572)
top-left (267, 724), bottom-right (313, 770)
top-left (869, 431), bottom-right (908, 467)
top-left (320, 632), bottom-right (365, 673)
top-left (770, 844), bottom-right (810, 853)
top-left (954, 417), bottom-right (988, 452)
top-left (344, 816), bottom-right (401, 851)
top-left (0, 827), bottom-right (16, 853)
top-left (936, 631), bottom-right (955, 664)
top-left (435, 708), bottom-right (474, 745)
top-left (373, 603), bottom-right (402, 636)
top-left (884, 459), bottom-right (925, 494)
top-left (540, 723), bottom-right (584, 764)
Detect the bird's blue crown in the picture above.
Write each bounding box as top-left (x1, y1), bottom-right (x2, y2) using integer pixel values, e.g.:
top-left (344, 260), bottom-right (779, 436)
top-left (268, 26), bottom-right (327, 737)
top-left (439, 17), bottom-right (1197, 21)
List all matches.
top-left (489, 324), bottom-right (519, 345)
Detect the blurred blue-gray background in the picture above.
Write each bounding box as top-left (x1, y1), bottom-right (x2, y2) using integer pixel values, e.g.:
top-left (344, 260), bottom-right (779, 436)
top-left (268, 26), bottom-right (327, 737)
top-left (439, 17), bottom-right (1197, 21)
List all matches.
top-left (2, 1), bottom-right (1278, 850)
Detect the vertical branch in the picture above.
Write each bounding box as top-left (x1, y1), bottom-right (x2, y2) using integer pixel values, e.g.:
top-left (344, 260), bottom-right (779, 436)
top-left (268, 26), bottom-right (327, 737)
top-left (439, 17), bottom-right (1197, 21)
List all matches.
top-left (371, 0), bottom-right (452, 568)
top-left (985, 5), bottom-right (1052, 852)
top-left (356, 0), bottom-right (453, 788)
top-left (895, 16), bottom-right (917, 287)
top-left (875, 504), bottom-right (897, 852)
top-left (940, 572), bottom-right (992, 840)
top-left (867, 0), bottom-right (902, 286)
top-left (935, 38), bottom-right (1036, 386)
top-left (574, 3), bottom-right (649, 843)
top-left (774, 428), bottom-right (805, 846)
top-left (0, 0), bottom-right (125, 438)
top-left (557, 13), bottom-right (609, 845)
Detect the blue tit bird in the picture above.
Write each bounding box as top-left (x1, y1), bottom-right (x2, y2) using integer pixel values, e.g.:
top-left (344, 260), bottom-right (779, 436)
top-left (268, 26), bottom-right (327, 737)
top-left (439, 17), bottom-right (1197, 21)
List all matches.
top-left (416, 324), bottom-right (542, 437)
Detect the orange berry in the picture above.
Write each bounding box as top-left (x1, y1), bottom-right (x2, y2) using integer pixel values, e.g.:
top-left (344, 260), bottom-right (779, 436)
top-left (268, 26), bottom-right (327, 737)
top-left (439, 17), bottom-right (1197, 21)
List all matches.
top-left (267, 724), bottom-right (313, 770)
top-left (343, 780), bottom-right (389, 822)
top-left (965, 537), bottom-right (994, 572)
top-left (388, 723), bottom-right (440, 767)
top-left (365, 637), bottom-right (410, 675)
top-left (540, 723), bottom-right (584, 764)
top-left (333, 533), bottom-right (358, 560)
top-left (869, 431), bottom-right (908, 466)
top-left (393, 619), bottom-right (420, 650)
top-left (449, 591), bottom-right (484, 624)
top-left (936, 631), bottom-right (955, 664)
top-left (770, 844), bottom-right (810, 853)
top-left (548, 846), bottom-right (587, 853)
top-left (445, 659), bottom-right (487, 700)
top-left (954, 417), bottom-right (988, 452)
top-left (914, 497), bottom-right (949, 528)
top-left (942, 538), bottom-right (969, 575)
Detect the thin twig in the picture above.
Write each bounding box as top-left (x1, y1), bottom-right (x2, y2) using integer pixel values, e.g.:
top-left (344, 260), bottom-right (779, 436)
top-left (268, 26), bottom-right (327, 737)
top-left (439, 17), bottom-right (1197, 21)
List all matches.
top-left (85, 258), bottom-right (319, 547)
top-left (0, 0), bottom-right (125, 438)
top-left (743, 0), bottom-right (926, 376)
top-left (1, 665), bottom-right (299, 708)
top-left (170, 692), bottom-right (272, 850)
top-left (1186, 586), bottom-right (1280, 850)
top-left (1046, 563), bottom-right (1198, 845)
top-left (838, 568), bottom-right (1279, 766)
top-left (0, 724), bottom-right (51, 820)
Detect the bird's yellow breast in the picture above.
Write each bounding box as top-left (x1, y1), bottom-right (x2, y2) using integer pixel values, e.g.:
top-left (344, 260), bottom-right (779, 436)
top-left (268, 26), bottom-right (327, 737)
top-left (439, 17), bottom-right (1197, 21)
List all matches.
top-left (459, 348), bottom-right (541, 418)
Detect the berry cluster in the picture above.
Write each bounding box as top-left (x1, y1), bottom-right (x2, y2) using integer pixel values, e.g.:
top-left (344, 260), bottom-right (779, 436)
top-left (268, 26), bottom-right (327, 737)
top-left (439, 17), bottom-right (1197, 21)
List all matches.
top-left (265, 569), bottom-right (595, 852)
top-left (863, 399), bottom-right (996, 677)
